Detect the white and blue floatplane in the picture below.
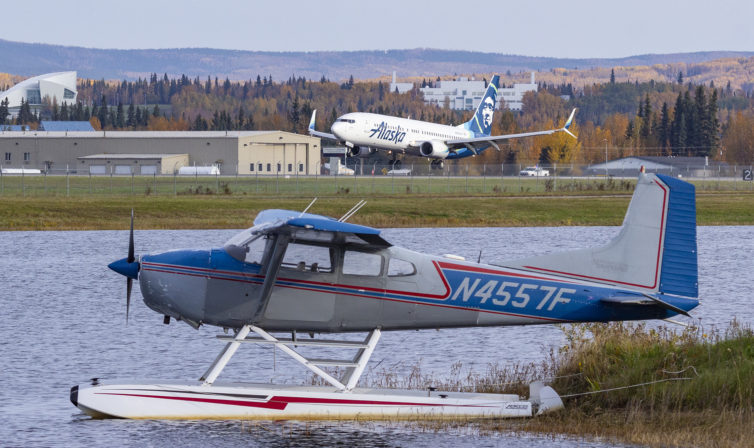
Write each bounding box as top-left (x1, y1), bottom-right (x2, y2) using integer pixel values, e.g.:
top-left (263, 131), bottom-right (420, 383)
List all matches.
top-left (72, 169), bottom-right (699, 419)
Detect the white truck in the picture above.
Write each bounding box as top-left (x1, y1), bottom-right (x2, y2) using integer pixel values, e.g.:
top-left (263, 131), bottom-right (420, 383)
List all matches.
top-left (519, 166), bottom-right (550, 177)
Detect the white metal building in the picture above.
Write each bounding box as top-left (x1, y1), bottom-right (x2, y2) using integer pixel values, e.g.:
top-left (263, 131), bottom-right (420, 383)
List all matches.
top-left (390, 72), bottom-right (537, 111)
top-left (0, 71), bottom-right (78, 117)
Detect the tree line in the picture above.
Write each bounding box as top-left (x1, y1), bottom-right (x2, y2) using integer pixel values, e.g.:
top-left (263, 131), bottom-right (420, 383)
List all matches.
top-left (3, 69), bottom-right (753, 165)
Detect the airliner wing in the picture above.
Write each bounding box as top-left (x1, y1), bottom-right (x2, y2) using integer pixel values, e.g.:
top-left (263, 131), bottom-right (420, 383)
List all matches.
top-left (308, 110), bottom-right (338, 140)
top-left (446, 109), bottom-right (577, 153)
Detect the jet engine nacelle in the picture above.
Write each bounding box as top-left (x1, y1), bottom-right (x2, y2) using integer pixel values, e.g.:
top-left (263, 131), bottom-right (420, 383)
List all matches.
top-left (350, 146), bottom-right (377, 158)
top-left (419, 141), bottom-right (450, 159)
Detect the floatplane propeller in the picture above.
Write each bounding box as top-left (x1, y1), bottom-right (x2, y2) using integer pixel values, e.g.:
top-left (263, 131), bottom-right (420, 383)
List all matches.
top-left (107, 209), bottom-right (140, 323)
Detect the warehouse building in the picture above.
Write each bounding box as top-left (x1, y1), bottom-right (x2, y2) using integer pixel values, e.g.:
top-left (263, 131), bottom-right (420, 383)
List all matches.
top-left (0, 130), bottom-right (321, 175)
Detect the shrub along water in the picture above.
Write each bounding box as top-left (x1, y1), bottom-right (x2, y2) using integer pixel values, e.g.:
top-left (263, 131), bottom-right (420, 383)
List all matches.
top-left (353, 321), bottom-right (753, 447)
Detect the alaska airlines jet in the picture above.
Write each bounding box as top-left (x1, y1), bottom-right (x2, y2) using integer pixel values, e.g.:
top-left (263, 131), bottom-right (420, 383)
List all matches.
top-left (309, 75), bottom-right (576, 168)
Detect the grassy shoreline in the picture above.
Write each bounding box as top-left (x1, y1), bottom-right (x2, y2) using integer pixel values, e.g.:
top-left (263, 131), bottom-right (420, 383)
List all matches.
top-left (360, 322), bottom-right (753, 448)
top-left (1, 191), bottom-right (752, 230)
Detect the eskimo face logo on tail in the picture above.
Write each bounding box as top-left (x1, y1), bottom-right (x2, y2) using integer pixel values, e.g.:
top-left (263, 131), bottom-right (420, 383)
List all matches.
top-left (369, 122), bottom-right (406, 144)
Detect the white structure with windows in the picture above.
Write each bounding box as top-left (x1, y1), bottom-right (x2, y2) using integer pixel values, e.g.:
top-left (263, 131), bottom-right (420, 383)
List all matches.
top-left (0, 71), bottom-right (77, 117)
top-left (390, 72), bottom-right (537, 111)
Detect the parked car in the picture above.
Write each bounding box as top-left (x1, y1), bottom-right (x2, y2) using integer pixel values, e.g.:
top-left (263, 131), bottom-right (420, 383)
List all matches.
top-left (519, 166), bottom-right (550, 177)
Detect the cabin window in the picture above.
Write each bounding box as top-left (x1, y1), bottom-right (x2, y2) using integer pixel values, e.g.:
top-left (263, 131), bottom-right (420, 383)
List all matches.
top-left (388, 258), bottom-right (416, 277)
top-left (342, 250), bottom-right (382, 277)
top-left (283, 243), bottom-right (332, 273)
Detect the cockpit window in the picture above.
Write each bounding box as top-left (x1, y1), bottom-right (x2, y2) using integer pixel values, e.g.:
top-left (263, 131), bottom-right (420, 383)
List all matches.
top-left (225, 234), bottom-right (267, 264)
top-left (342, 250), bottom-right (382, 276)
top-left (336, 118), bottom-right (355, 124)
top-left (388, 258), bottom-right (416, 277)
top-left (282, 243), bottom-right (333, 273)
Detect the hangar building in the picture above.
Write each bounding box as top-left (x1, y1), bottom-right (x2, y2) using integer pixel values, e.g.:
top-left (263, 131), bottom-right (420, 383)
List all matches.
top-left (0, 130), bottom-right (321, 175)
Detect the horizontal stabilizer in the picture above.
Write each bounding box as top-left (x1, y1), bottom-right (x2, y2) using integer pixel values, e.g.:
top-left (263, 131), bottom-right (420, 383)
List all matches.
top-left (600, 293), bottom-right (691, 317)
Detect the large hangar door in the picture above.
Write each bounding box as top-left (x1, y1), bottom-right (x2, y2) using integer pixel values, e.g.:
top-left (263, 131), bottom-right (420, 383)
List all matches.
top-left (140, 165), bottom-right (157, 175)
top-left (89, 165), bottom-right (106, 175)
top-left (114, 165), bottom-right (132, 175)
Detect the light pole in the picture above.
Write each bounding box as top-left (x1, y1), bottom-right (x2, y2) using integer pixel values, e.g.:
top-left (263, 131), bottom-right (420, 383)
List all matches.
top-left (603, 139), bottom-right (609, 178)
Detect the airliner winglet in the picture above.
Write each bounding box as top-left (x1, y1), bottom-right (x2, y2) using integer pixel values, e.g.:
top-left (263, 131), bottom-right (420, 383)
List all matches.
top-left (307, 109), bottom-right (338, 140)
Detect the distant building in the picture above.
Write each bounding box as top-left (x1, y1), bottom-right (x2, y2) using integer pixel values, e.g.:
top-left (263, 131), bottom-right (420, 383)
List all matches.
top-left (0, 71), bottom-right (78, 118)
top-left (588, 156), bottom-right (730, 178)
top-left (39, 121), bottom-right (94, 132)
top-left (390, 72), bottom-right (537, 111)
top-left (0, 130), bottom-right (320, 175)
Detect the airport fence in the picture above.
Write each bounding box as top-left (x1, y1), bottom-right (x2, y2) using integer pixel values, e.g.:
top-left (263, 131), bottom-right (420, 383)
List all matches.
top-left (0, 161), bottom-right (752, 197)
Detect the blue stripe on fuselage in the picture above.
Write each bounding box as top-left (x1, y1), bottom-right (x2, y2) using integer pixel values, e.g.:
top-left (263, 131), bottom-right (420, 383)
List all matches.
top-left (141, 249), bottom-right (697, 323)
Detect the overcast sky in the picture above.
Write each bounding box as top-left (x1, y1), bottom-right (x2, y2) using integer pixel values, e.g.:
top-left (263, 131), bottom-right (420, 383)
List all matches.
top-left (2, 0), bottom-right (751, 58)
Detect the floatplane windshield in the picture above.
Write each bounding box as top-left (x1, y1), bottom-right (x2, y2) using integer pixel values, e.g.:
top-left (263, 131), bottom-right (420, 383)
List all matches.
top-left (72, 170), bottom-right (699, 420)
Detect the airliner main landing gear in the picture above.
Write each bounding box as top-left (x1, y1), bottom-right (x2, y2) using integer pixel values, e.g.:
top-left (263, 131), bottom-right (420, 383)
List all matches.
top-left (430, 160), bottom-right (444, 170)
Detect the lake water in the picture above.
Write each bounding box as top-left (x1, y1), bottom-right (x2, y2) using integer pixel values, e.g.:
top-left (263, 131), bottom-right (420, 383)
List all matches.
top-left (1, 226), bottom-right (751, 447)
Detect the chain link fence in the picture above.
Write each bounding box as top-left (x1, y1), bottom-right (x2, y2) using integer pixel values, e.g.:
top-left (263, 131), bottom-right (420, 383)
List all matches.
top-left (1, 161), bottom-right (752, 197)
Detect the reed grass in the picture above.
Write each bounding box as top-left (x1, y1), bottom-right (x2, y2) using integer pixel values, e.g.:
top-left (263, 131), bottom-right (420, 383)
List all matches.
top-left (305, 321), bottom-right (753, 447)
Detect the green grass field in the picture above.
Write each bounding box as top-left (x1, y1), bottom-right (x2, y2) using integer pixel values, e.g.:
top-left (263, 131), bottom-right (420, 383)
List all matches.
top-left (0, 174), bottom-right (752, 230)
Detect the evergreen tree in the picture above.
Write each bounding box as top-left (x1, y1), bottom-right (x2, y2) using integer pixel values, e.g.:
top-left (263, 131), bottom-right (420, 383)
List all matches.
top-left (288, 96), bottom-right (301, 132)
top-left (610, 68), bottom-right (615, 84)
top-left (0, 97), bottom-right (10, 124)
top-left (677, 71), bottom-right (684, 84)
top-left (658, 102), bottom-right (670, 151)
top-left (127, 103), bottom-right (136, 127)
top-left (60, 102), bottom-right (69, 121)
top-left (116, 102), bottom-right (125, 128)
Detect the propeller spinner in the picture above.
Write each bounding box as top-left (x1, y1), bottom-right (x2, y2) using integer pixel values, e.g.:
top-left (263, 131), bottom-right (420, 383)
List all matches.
top-left (107, 210), bottom-right (140, 323)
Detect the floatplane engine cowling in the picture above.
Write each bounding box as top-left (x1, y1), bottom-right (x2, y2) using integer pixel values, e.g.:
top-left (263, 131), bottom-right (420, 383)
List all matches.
top-left (419, 141), bottom-right (450, 159)
top-left (351, 146), bottom-right (376, 158)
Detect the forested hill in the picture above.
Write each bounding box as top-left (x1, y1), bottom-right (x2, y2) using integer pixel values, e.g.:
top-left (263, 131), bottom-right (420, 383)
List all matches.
top-left (1, 38), bottom-right (752, 82)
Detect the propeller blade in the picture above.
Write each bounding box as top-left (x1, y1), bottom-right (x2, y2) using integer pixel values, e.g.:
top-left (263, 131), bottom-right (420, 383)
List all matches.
top-left (126, 278), bottom-right (132, 324)
top-left (127, 209), bottom-right (135, 263)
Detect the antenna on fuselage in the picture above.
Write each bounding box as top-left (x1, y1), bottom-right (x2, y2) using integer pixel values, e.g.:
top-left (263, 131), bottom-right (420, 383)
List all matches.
top-left (300, 197), bottom-right (318, 216)
top-left (339, 200), bottom-right (367, 222)
top-left (477, 249), bottom-right (483, 264)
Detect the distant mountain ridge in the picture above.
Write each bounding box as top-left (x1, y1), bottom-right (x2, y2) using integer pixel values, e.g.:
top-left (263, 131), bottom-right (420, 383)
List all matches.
top-left (1, 39), bottom-right (752, 82)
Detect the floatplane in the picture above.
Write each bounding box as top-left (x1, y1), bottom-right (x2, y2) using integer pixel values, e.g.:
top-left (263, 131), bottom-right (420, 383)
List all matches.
top-left (71, 169), bottom-right (699, 420)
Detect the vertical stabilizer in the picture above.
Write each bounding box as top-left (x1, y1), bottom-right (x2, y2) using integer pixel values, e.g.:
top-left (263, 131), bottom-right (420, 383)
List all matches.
top-left (463, 75), bottom-right (499, 136)
top-left (500, 172), bottom-right (698, 298)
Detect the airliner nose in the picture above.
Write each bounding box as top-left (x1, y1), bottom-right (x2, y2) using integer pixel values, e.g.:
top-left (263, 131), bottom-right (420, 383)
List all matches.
top-left (331, 121), bottom-right (344, 138)
top-left (108, 257), bottom-right (140, 279)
